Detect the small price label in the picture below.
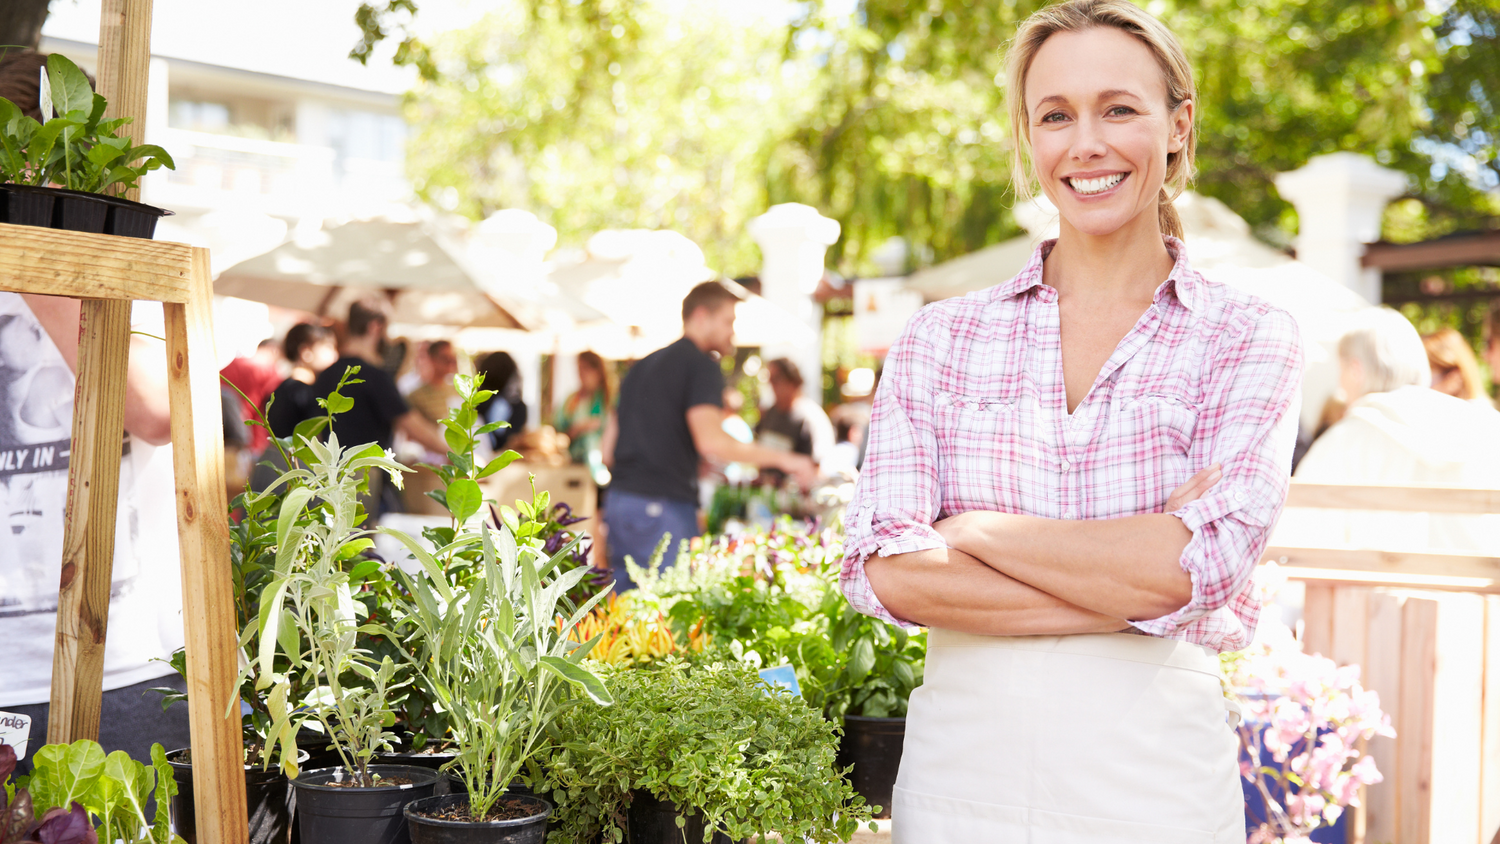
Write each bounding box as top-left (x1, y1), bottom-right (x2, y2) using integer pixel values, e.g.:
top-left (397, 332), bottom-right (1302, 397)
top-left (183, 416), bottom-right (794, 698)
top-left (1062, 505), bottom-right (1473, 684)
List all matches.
top-left (38, 66), bottom-right (53, 123)
top-left (758, 664), bottom-right (801, 699)
top-left (0, 711), bottom-right (33, 760)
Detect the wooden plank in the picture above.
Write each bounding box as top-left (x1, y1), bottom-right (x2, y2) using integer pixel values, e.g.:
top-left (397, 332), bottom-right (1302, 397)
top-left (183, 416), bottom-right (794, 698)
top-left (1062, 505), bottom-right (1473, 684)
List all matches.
top-left (46, 299), bottom-right (132, 744)
top-left (1482, 597), bottom-right (1500, 844)
top-left (1331, 586), bottom-right (1371, 669)
top-left (95, 0), bottom-right (155, 199)
top-left (1286, 482), bottom-right (1500, 515)
top-left (1280, 567), bottom-right (1500, 596)
top-left (1399, 597), bottom-right (1439, 844)
top-left (0, 224), bottom-right (193, 302)
top-left (1268, 546), bottom-right (1500, 582)
top-left (165, 249), bottom-right (248, 844)
top-left (1361, 231), bottom-right (1500, 272)
top-left (1303, 582), bottom-right (1335, 659)
top-left (1429, 595), bottom-right (1485, 844)
top-left (1363, 591), bottom-right (1404, 844)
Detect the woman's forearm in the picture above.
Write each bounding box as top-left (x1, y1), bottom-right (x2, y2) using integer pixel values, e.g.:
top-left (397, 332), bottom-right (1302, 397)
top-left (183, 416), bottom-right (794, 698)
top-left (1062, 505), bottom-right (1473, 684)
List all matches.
top-left (863, 547), bottom-right (1130, 636)
top-left (941, 512), bottom-right (1194, 622)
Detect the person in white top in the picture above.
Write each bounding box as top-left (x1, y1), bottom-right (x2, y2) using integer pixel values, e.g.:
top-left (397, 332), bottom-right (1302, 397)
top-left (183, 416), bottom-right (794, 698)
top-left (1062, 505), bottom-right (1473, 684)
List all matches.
top-left (1281, 308), bottom-right (1500, 555)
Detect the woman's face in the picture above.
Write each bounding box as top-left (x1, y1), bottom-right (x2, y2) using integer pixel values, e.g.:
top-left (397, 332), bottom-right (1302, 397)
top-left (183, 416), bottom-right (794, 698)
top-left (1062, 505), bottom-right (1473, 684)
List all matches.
top-left (577, 360), bottom-right (602, 391)
top-left (303, 338), bottom-right (339, 372)
top-left (1024, 26), bottom-right (1192, 240)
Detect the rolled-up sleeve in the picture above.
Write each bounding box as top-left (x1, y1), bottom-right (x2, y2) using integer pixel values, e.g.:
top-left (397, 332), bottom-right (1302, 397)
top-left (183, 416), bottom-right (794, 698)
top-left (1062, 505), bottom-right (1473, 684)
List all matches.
top-left (1131, 306), bottom-right (1304, 640)
top-left (840, 308), bottom-right (949, 625)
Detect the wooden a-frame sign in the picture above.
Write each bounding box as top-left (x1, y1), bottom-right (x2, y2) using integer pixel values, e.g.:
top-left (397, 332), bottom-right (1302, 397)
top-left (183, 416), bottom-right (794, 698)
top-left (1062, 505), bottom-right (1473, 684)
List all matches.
top-left (4, 1), bottom-right (250, 841)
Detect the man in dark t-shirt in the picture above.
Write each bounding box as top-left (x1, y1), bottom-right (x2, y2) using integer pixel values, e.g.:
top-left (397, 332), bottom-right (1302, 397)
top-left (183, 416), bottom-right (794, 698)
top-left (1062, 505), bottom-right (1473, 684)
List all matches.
top-left (602, 281), bottom-right (816, 589)
top-left (314, 298), bottom-right (449, 515)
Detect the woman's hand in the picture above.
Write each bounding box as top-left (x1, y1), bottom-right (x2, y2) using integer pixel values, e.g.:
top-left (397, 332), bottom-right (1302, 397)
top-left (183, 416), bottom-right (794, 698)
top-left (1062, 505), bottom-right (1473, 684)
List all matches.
top-left (1163, 463), bottom-right (1222, 513)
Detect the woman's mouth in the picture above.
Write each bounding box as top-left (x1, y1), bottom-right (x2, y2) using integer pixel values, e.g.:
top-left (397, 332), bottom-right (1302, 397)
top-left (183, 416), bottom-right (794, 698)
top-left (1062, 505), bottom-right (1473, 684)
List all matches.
top-left (1066, 172), bottom-right (1128, 196)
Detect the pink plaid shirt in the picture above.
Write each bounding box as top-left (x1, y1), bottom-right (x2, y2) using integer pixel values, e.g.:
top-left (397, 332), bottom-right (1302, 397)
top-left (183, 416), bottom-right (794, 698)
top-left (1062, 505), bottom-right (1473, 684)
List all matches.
top-left (841, 236), bottom-right (1303, 652)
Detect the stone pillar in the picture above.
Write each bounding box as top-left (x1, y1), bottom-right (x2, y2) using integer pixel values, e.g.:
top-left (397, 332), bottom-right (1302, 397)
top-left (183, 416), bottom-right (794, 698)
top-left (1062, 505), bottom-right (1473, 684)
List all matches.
top-left (748, 203), bottom-right (841, 404)
top-left (1274, 153), bottom-right (1407, 304)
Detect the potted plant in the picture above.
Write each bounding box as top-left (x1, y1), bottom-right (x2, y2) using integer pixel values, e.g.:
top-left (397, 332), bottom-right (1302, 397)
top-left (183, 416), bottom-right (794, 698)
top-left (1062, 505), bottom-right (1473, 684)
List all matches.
top-left (151, 382), bottom-right (371, 844)
top-left (1, 740), bottom-right (184, 843)
top-left (539, 660), bottom-right (875, 844)
top-left (241, 372), bottom-right (441, 844)
top-left (0, 53), bottom-right (174, 236)
top-left (379, 373), bottom-right (614, 843)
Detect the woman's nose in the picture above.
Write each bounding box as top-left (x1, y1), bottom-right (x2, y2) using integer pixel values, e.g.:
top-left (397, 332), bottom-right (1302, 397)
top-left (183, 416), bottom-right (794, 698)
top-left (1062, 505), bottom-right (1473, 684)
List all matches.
top-left (1070, 115), bottom-right (1108, 161)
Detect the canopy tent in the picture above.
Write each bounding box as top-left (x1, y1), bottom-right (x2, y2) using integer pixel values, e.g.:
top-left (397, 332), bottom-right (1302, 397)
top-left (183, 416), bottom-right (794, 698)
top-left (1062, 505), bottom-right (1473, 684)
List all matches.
top-left (903, 193), bottom-right (1375, 434)
top-left (214, 215), bottom-right (532, 329)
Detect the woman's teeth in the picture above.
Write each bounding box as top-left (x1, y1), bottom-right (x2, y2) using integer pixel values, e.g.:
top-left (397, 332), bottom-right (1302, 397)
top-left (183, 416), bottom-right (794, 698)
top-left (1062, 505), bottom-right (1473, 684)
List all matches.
top-left (1068, 173), bottom-right (1125, 195)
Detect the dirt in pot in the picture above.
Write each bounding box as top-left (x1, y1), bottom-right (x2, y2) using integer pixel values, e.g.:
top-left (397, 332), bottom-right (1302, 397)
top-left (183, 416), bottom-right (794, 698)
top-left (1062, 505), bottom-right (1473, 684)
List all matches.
top-left (410, 794), bottom-right (540, 823)
top-left (323, 775), bottom-right (421, 788)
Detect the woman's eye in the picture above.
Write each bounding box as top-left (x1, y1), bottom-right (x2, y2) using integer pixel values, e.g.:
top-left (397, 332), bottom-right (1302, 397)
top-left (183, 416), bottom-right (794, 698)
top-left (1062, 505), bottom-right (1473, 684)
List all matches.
top-left (1108, 106), bottom-right (1136, 116)
top-left (1041, 111), bottom-right (1067, 123)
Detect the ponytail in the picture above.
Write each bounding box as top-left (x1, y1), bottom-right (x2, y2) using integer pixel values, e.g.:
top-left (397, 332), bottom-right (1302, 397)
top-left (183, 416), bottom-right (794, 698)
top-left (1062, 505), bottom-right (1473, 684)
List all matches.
top-left (1158, 188), bottom-right (1183, 240)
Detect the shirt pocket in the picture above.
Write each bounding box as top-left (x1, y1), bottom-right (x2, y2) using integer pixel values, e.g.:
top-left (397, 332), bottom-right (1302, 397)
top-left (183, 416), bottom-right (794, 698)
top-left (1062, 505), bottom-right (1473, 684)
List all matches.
top-left (931, 390), bottom-right (1029, 515)
top-left (1102, 394), bottom-right (1201, 515)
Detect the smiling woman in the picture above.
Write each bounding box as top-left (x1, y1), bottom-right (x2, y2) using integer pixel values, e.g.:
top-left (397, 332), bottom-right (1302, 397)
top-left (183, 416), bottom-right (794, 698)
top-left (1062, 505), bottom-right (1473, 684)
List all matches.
top-left (841, 1), bottom-right (1304, 842)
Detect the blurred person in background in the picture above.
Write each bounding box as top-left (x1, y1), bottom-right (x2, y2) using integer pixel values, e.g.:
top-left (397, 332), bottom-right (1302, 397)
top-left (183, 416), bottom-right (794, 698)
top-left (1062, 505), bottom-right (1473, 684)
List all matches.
top-left (475, 351), bottom-right (528, 451)
top-left (555, 350), bottom-right (613, 483)
top-left (397, 339), bottom-right (433, 396)
top-left (601, 281), bottom-right (815, 590)
top-left (220, 337), bottom-right (283, 452)
top-left (1280, 308), bottom-right (1500, 554)
top-left (755, 357), bottom-right (835, 485)
top-left (314, 298), bottom-right (448, 517)
top-left (1486, 305), bottom-right (1500, 408)
top-left (407, 340), bottom-right (460, 425)
top-left (265, 322), bottom-right (339, 440)
top-left (0, 50), bottom-right (189, 774)
top-left (1422, 326), bottom-right (1492, 407)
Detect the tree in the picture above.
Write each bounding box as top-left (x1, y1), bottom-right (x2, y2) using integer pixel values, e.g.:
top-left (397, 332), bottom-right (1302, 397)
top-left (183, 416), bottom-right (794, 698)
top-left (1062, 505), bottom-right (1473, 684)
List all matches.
top-left (403, 1), bottom-right (804, 273)
top-left (1, 0), bottom-right (51, 52)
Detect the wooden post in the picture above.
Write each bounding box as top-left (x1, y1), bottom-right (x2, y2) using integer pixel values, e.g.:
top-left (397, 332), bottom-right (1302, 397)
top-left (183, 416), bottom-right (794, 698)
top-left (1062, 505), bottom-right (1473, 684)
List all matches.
top-left (96, 0), bottom-right (155, 202)
top-left (165, 249), bottom-right (247, 844)
top-left (1399, 596), bottom-right (1439, 844)
top-left (46, 299), bottom-right (132, 744)
top-left (1482, 596), bottom-right (1500, 844)
top-left (1363, 591), bottom-right (1405, 843)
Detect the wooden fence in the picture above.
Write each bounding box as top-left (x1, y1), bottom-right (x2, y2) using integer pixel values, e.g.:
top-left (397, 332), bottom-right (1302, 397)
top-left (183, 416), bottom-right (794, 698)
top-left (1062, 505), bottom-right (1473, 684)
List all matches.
top-left (1267, 482), bottom-right (1500, 844)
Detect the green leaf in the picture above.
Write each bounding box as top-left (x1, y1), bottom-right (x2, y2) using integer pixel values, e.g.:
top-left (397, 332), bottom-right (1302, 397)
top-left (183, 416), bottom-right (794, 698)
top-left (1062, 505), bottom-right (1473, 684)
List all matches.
top-left (445, 478), bottom-right (482, 524)
top-left (324, 391), bottom-right (354, 415)
top-left (46, 54), bottom-right (94, 119)
top-left (477, 450), bottom-right (522, 479)
top-left (848, 637), bottom-right (875, 682)
top-left (539, 656), bottom-right (612, 705)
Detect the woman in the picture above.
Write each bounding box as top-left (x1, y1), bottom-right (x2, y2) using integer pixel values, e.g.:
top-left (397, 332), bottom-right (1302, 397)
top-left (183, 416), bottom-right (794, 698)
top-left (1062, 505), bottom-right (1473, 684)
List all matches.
top-left (555, 351), bottom-right (615, 482)
top-left (264, 322), bottom-right (339, 440)
top-left (1422, 326), bottom-right (1492, 406)
top-left (475, 351), bottom-right (528, 450)
top-left (842, 2), bottom-right (1303, 840)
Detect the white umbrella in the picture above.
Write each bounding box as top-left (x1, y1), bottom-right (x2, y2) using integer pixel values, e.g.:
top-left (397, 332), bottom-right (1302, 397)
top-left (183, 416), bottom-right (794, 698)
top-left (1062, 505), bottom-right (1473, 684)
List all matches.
top-left (215, 215), bottom-right (532, 330)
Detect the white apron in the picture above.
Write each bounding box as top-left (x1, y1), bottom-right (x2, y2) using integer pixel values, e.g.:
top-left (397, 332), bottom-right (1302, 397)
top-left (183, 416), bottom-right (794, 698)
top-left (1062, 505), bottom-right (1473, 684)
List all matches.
top-left (893, 629), bottom-right (1245, 844)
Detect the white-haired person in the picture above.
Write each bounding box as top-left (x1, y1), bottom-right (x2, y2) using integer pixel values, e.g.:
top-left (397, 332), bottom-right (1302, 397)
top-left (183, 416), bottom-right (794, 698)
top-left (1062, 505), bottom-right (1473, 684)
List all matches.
top-left (841, 1), bottom-right (1303, 840)
top-left (1279, 308), bottom-right (1500, 555)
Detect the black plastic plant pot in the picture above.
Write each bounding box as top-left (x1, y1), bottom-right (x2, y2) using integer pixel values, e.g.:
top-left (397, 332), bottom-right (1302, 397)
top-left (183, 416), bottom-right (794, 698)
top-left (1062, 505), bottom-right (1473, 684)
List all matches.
top-left (1, 184), bottom-right (56, 227)
top-left (404, 793), bottom-right (551, 844)
top-left (292, 765), bottom-right (441, 844)
top-left (838, 715), bottom-right (906, 820)
top-left (101, 192), bottom-right (173, 239)
top-left (626, 792), bottom-right (735, 844)
top-left (48, 188), bottom-right (110, 233)
top-left (166, 747), bottom-right (300, 844)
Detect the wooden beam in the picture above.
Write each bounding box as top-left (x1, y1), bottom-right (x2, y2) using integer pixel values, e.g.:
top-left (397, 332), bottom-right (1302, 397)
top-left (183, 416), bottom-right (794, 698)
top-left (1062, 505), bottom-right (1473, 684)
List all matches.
top-left (1363, 591), bottom-right (1404, 844)
top-left (1362, 231), bottom-right (1500, 272)
top-left (1302, 583), bottom-right (1335, 659)
top-left (0, 224), bottom-right (192, 302)
top-left (46, 299), bottom-right (132, 744)
top-left (1482, 597), bottom-right (1500, 844)
top-left (1267, 546), bottom-right (1500, 582)
top-left (1429, 595), bottom-right (1486, 844)
top-left (1279, 567), bottom-right (1500, 596)
top-left (1399, 597), bottom-right (1439, 844)
top-left (166, 248), bottom-right (248, 844)
top-left (95, 0), bottom-right (154, 203)
top-left (1287, 482), bottom-right (1500, 515)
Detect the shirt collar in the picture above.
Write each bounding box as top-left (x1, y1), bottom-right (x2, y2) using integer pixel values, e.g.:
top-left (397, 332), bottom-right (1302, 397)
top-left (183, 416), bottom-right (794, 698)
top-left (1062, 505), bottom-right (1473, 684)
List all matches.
top-left (991, 234), bottom-right (1205, 312)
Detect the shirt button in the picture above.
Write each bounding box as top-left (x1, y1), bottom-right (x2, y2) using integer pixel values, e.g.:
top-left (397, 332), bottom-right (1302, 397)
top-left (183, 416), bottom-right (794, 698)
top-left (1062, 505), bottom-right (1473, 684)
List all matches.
top-left (1060, 460), bottom-right (1072, 472)
top-left (1234, 491), bottom-right (1247, 503)
top-left (1062, 510), bottom-right (1075, 519)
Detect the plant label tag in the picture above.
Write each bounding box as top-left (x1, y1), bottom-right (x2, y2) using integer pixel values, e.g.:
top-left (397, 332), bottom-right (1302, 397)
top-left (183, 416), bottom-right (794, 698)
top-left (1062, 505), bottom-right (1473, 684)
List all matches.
top-left (758, 665), bottom-right (801, 699)
top-left (0, 711), bottom-right (33, 760)
top-left (38, 67), bottom-right (53, 123)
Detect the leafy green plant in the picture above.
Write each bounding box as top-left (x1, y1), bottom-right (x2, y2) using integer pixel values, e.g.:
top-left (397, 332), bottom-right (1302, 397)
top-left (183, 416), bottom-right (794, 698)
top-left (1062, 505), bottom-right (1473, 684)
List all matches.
top-left (4, 740), bottom-right (183, 844)
top-left (0, 54), bottom-right (174, 193)
top-left (240, 373), bottom-right (414, 784)
top-left (540, 660), bottom-right (875, 844)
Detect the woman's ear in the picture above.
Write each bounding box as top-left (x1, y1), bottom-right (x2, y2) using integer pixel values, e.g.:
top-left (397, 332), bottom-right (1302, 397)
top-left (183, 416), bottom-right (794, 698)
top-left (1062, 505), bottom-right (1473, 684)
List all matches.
top-left (1168, 98), bottom-right (1194, 153)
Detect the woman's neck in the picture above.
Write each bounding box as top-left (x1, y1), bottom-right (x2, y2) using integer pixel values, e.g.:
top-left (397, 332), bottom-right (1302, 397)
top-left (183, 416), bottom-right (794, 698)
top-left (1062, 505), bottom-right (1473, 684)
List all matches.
top-left (1043, 211), bottom-right (1175, 303)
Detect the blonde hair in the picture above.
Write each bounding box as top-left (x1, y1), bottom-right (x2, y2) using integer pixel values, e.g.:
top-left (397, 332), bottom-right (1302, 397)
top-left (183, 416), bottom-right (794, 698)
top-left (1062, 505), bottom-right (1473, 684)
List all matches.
top-left (1422, 327), bottom-right (1485, 401)
top-left (1003, 0), bottom-right (1197, 240)
top-left (1338, 308), bottom-right (1431, 396)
